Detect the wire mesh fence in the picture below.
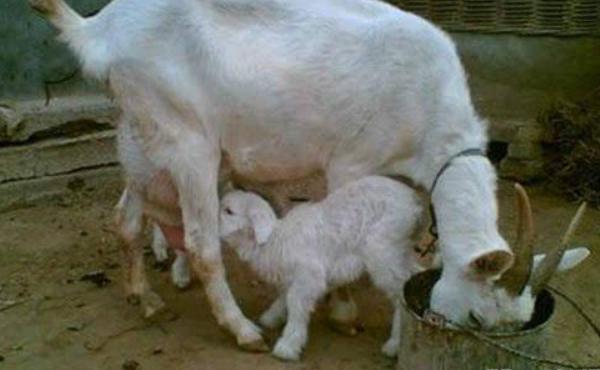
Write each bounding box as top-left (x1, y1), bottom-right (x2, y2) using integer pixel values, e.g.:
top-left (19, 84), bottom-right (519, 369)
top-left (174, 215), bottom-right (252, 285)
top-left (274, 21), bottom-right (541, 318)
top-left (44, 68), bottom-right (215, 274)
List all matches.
top-left (388, 0), bottom-right (600, 36)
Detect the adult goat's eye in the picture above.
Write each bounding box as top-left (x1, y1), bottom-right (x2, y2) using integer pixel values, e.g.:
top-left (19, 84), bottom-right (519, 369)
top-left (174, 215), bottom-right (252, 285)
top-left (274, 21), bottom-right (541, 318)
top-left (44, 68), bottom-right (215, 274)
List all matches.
top-left (224, 207), bottom-right (234, 215)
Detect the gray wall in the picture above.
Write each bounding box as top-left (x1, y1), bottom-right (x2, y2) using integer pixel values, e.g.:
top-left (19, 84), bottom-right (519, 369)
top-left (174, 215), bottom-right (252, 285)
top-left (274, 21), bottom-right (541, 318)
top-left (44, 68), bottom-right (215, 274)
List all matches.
top-left (456, 34), bottom-right (600, 121)
top-left (0, 0), bottom-right (110, 100)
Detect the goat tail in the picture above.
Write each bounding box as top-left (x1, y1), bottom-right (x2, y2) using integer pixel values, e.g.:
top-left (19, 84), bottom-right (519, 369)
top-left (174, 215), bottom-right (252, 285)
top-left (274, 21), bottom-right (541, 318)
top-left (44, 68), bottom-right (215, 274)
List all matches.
top-left (30, 0), bottom-right (84, 31)
top-left (31, 0), bottom-right (112, 79)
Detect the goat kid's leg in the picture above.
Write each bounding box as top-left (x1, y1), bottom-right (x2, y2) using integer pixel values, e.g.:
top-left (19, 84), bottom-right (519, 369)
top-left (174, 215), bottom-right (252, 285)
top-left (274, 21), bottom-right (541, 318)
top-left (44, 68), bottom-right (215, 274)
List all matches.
top-left (151, 224), bottom-right (169, 263)
top-left (323, 165), bottom-right (371, 335)
top-left (173, 147), bottom-right (266, 352)
top-left (115, 189), bottom-right (166, 318)
top-left (326, 287), bottom-right (359, 336)
top-left (259, 294), bottom-right (287, 329)
top-left (272, 274), bottom-right (324, 361)
top-left (171, 250), bottom-right (191, 289)
top-left (382, 301), bottom-right (402, 357)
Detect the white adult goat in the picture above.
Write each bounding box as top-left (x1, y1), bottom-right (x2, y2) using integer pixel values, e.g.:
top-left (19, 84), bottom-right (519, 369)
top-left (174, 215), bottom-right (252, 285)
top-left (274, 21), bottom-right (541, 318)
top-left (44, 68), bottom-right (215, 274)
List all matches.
top-left (219, 176), bottom-right (430, 361)
top-left (31, 0), bottom-right (590, 349)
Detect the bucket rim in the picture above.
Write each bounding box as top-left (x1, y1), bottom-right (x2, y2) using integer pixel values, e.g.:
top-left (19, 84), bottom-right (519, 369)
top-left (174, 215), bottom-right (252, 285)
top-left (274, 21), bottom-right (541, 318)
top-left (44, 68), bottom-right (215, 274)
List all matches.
top-left (403, 269), bottom-right (555, 338)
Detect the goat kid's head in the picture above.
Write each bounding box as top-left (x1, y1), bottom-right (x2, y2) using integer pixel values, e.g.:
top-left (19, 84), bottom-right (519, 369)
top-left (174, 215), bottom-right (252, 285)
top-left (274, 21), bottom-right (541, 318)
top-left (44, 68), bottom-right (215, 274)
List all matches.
top-left (430, 184), bottom-right (590, 331)
top-left (219, 191), bottom-right (277, 257)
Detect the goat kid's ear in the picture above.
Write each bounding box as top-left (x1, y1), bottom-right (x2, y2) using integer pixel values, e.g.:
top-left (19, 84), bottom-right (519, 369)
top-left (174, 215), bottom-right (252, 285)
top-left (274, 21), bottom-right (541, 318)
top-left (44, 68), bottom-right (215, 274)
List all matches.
top-left (533, 247), bottom-right (590, 273)
top-left (249, 210), bottom-right (274, 245)
top-left (239, 226), bottom-right (258, 248)
top-left (468, 250), bottom-right (514, 280)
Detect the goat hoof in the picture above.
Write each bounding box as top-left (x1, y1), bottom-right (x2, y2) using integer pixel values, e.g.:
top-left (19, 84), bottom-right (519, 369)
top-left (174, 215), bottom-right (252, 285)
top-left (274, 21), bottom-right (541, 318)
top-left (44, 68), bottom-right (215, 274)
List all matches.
top-left (381, 339), bottom-right (399, 358)
top-left (258, 314), bottom-right (282, 329)
top-left (171, 268), bottom-right (191, 290)
top-left (126, 294), bottom-right (141, 306)
top-left (328, 319), bottom-right (361, 336)
top-left (153, 260), bottom-right (169, 272)
top-left (146, 307), bottom-right (179, 323)
top-left (239, 338), bottom-right (269, 353)
top-left (140, 291), bottom-right (166, 319)
top-left (272, 341), bottom-right (301, 361)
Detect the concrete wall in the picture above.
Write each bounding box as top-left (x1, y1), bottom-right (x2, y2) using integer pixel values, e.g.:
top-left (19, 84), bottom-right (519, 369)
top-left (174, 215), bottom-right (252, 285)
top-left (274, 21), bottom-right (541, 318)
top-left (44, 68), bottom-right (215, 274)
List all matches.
top-left (1, 1), bottom-right (599, 210)
top-left (0, 0), bottom-right (119, 210)
top-left (0, 0), bottom-right (110, 99)
top-left (455, 34), bottom-right (600, 178)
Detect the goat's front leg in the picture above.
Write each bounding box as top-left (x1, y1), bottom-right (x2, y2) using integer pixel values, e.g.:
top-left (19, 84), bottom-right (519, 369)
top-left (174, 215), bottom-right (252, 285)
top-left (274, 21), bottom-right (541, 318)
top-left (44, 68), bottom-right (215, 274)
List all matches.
top-left (272, 273), bottom-right (325, 361)
top-left (173, 145), bottom-right (266, 352)
top-left (115, 188), bottom-right (166, 318)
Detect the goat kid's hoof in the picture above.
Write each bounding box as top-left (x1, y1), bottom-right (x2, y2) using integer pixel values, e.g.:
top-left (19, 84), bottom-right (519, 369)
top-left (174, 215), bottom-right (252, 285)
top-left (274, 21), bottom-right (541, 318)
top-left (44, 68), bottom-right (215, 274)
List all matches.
top-left (272, 342), bottom-right (301, 361)
top-left (126, 294), bottom-right (141, 306)
top-left (140, 291), bottom-right (167, 319)
top-left (238, 338), bottom-right (269, 353)
top-left (153, 260), bottom-right (169, 272)
top-left (381, 339), bottom-right (399, 358)
top-left (171, 269), bottom-right (191, 290)
top-left (328, 319), bottom-right (362, 336)
top-left (258, 313), bottom-right (283, 329)
top-left (146, 307), bottom-right (179, 324)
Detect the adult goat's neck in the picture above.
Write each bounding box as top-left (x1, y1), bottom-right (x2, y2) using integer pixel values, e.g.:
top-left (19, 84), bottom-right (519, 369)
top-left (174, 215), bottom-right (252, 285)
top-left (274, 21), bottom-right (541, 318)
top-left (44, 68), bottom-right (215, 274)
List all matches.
top-left (430, 155), bottom-right (510, 269)
top-left (411, 111), bottom-right (509, 269)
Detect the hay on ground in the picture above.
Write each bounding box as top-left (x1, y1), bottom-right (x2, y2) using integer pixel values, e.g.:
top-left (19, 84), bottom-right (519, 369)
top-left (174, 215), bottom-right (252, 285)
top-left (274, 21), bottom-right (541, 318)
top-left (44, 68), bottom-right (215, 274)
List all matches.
top-left (540, 88), bottom-right (600, 204)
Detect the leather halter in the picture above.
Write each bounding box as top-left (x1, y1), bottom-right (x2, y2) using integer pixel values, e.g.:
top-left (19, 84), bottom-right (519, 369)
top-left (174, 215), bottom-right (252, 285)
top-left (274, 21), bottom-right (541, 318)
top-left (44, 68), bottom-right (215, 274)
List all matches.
top-left (427, 148), bottom-right (487, 241)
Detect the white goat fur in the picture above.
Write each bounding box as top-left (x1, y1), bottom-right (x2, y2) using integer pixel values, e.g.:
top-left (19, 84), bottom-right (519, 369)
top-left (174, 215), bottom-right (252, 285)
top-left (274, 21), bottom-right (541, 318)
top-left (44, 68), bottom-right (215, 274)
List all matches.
top-left (219, 176), bottom-right (428, 360)
top-left (33, 0), bottom-right (587, 345)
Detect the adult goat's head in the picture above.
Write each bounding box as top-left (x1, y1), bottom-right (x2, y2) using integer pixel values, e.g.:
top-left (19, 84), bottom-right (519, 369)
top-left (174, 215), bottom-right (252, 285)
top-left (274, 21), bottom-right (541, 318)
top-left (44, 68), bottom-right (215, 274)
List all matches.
top-left (430, 184), bottom-right (590, 331)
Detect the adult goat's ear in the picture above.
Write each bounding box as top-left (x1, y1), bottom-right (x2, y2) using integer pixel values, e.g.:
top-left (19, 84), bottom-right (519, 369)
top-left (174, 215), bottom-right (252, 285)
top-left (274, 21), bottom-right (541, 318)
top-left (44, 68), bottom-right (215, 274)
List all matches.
top-left (468, 250), bottom-right (514, 280)
top-left (533, 247), bottom-right (590, 273)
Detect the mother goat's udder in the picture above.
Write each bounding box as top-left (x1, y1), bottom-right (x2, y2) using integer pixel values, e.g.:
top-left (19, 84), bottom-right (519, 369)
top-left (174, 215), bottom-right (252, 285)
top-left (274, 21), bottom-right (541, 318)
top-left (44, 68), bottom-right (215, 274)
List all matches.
top-left (146, 170), bottom-right (186, 251)
top-left (157, 223), bottom-right (186, 251)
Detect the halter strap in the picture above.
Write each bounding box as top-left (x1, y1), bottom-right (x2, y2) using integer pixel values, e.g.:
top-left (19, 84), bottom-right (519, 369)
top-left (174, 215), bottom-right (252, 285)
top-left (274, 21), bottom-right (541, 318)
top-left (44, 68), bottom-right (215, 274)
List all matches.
top-left (428, 148), bottom-right (487, 240)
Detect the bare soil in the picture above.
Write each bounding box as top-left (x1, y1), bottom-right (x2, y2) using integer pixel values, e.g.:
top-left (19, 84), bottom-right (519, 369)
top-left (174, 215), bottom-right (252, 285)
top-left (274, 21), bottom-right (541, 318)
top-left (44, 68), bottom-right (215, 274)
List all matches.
top-left (0, 180), bottom-right (599, 370)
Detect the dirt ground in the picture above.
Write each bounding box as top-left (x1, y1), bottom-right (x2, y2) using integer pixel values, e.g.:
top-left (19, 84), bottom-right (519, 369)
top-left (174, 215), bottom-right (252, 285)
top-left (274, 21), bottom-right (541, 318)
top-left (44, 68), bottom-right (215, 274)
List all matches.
top-left (0, 179), bottom-right (599, 370)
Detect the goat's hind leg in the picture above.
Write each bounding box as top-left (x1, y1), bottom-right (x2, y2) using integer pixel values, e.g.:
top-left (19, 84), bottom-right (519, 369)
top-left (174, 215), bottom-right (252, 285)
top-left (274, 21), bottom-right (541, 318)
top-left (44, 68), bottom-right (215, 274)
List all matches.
top-left (381, 302), bottom-right (402, 357)
top-left (327, 287), bottom-right (360, 336)
top-left (115, 188), bottom-right (166, 318)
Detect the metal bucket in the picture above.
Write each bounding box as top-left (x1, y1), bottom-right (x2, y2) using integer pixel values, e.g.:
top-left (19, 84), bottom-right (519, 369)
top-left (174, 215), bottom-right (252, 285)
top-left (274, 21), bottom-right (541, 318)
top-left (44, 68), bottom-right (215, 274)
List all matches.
top-left (397, 270), bottom-right (556, 370)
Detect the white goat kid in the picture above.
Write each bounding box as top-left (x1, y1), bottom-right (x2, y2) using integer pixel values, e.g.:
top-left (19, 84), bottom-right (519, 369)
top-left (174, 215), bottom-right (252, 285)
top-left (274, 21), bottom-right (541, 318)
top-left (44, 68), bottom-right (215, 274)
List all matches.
top-left (219, 176), bottom-right (429, 361)
top-left (147, 168), bottom-right (326, 290)
top-left (31, 0), bottom-right (590, 347)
